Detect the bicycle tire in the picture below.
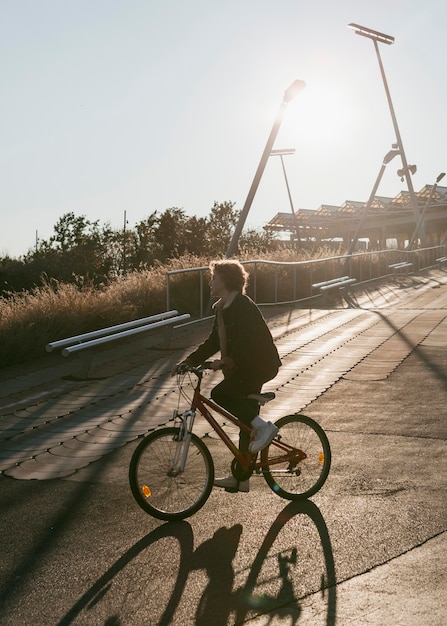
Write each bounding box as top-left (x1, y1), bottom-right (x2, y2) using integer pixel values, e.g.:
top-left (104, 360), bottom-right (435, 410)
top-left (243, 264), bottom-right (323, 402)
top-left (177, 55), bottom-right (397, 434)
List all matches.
top-left (129, 427), bottom-right (214, 521)
top-left (261, 414), bottom-right (331, 500)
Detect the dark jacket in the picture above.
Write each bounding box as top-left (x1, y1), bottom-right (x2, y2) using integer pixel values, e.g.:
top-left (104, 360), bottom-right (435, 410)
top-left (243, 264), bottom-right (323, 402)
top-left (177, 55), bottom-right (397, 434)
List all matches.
top-left (186, 293), bottom-right (281, 387)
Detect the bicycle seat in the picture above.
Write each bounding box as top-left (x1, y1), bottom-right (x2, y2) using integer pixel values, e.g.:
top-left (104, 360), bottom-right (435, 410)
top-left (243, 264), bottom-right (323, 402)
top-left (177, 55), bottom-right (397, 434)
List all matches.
top-left (247, 392), bottom-right (276, 405)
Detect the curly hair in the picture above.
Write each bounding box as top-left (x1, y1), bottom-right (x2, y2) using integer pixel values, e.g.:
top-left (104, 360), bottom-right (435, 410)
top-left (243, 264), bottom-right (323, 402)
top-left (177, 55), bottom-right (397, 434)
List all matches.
top-left (210, 260), bottom-right (248, 293)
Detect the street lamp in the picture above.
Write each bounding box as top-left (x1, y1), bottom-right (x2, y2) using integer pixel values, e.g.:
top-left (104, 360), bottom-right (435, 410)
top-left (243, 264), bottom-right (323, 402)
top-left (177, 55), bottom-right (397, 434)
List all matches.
top-left (347, 23), bottom-right (421, 227)
top-left (270, 148), bottom-right (300, 245)
top-left (345, 146), bottom-right (400, 260)
top-left (226, 80), bottom-right (306, 258)
top-left (407, 172), bottom-right (446, 250)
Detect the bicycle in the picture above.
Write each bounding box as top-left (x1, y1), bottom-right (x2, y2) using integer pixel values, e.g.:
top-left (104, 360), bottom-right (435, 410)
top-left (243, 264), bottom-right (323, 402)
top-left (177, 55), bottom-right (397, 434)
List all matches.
top-left (129, 363), bottom-right (331, 521)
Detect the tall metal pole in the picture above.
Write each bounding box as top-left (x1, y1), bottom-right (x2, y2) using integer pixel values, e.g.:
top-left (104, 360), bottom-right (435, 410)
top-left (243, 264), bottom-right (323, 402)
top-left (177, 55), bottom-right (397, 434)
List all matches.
top-left (345, 147), bottom-right (400, 263)
top-left (348, 24), bottom-right (421, 230)
top-left (371, 40), bottom-right (421, 225)
top-left (226, 80), bottom-right (305, 258)
top-left (407, 172), bottom-right (445, 250)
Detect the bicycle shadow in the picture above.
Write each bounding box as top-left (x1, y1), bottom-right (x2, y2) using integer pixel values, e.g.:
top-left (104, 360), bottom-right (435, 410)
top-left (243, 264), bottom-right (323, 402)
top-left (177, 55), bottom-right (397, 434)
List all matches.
top-left (56, 521), bottom-right (195, 626)
top-left (234, 499), bottom-right (336, 624)
top-left (58, 500), bottom-right (336, 625)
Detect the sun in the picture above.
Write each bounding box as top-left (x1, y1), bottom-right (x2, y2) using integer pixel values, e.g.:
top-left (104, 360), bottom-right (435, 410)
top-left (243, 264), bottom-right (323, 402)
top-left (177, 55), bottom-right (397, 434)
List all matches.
top-left (283, 81), bottom-right (360, 152)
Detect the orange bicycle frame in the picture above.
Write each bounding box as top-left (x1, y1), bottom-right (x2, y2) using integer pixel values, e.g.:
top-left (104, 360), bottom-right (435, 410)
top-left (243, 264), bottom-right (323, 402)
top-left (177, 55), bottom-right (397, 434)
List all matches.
top-left (190, 386), bottom-right (306, 472)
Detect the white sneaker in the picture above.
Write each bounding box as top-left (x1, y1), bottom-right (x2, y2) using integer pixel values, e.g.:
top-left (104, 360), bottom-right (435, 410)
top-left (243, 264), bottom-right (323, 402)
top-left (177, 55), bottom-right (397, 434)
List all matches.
top-left (249, 422), bottom-right (279, 454)
top-left (214, 476), bottom-right (250, 493)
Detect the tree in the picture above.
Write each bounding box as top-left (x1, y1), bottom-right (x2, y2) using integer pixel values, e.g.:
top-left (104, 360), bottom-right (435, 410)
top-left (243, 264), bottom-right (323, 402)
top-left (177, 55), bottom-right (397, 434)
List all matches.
top-left (154, 207), bottom-right (189, 261)
top-left (51, 212), bottom-right (95, 252)
top-left (23, 212), bottom-right (119, 285)
top-left (206, 201), bottom-right (239, 253)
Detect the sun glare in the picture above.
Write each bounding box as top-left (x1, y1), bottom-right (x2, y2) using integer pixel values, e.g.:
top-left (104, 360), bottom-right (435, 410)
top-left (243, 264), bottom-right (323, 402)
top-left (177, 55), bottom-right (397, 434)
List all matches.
top-left (285, 82), bottom-right (358, 151)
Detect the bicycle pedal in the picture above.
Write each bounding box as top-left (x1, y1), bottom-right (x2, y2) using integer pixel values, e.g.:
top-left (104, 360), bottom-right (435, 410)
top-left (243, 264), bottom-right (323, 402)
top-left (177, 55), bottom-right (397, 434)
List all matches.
top-left (224, 487), bottom-right (239, 493)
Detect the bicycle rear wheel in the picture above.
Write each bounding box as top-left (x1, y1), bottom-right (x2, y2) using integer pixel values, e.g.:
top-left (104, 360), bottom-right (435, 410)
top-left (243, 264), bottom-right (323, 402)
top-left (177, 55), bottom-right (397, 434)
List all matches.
top-left (129, 427), bottom-right (214, 521)
top-left (261, 414), bottom-right (331, 500)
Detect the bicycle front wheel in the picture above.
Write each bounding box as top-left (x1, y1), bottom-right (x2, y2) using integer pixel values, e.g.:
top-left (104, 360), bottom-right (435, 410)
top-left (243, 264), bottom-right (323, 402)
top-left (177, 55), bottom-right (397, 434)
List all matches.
top-left (129, 427), bottom-right (214, 521)
top-left (261, 414), bottom-right (331, 500)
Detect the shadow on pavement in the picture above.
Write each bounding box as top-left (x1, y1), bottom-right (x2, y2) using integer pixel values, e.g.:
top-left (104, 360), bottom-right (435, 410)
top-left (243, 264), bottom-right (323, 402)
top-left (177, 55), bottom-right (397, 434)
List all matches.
top-left (56, 500), bottom-right (336, 625)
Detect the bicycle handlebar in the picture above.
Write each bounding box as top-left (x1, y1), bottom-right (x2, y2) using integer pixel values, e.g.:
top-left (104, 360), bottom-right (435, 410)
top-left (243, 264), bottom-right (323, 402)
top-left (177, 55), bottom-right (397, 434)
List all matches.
top-left (177, 362), bottom-right (213, 375)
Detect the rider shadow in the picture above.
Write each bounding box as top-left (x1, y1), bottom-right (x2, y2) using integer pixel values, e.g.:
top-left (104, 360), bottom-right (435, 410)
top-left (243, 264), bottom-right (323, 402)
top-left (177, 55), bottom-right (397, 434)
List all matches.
top-left (58, 500), bottom-right (336, 626)
top-left (190, 500), bottom-right (336, 625)
top-left (190, 524), bottom-right (243, 626)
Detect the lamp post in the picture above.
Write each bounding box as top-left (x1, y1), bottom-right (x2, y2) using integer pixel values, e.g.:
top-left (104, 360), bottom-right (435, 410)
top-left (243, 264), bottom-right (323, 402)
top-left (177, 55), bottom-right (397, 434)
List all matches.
top-left (345, 146), bottom-right (400, 262)
top-left (407, 172), bottom-right (446, 250)
top-left (347, 23), bottom-right (421, 227)
top-left (270, 148), bottom-right (300, 246)
top-left (226, 80), bottom-right (306, 258)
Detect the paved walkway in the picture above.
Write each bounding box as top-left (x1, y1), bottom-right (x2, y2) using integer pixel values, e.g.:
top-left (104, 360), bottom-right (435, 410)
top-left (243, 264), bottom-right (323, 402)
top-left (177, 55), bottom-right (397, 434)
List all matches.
top-left (0, 269), bottom-right (446, 625)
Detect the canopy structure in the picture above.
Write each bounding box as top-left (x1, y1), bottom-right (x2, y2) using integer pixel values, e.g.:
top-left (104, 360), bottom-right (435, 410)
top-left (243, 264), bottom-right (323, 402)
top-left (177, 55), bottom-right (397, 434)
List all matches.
top-left (265, 186), bottom-right (447, 248)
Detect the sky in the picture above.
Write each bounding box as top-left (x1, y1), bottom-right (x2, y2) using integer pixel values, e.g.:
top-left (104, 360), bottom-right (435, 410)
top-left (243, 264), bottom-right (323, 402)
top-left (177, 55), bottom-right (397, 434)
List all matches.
top-left (1, 0), bottom-right (446, 258)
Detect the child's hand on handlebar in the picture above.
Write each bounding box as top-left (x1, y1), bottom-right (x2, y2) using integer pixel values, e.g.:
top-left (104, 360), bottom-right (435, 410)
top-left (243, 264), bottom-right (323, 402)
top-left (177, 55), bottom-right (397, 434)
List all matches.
top-left (171, 362), bottom-right (188, 376)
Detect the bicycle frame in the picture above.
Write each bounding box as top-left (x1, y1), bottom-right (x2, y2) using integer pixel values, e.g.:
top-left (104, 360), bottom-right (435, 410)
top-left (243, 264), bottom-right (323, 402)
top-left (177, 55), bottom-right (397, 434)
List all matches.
top-left (175, 369), bottom-right (306, 475)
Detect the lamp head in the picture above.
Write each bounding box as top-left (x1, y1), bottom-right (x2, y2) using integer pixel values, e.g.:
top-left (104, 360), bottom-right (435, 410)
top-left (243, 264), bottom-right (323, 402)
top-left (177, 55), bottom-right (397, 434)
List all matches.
top-left (348, 23), bottom-right (394, 45)
top-left (283, 80), bottom-right (306, 103)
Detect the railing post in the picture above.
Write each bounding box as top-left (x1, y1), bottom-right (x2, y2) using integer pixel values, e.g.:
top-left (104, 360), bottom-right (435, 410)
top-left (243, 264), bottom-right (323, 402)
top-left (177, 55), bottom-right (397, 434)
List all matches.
top-left (166, 273), bottom-right (170, 312)
top-left (253, 262), bottom-right (257, 303)
top-left (293, 264), bottom-right (297, 301)
top-left (199, 269), bottom-right (204, 319)
top-left (274, 265), bottom-right (278, 303)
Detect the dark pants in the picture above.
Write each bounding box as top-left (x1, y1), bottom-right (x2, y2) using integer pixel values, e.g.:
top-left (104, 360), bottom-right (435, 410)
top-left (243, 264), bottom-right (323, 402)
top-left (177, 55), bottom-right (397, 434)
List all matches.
top-left (211, 374), bottom-right (261, 454)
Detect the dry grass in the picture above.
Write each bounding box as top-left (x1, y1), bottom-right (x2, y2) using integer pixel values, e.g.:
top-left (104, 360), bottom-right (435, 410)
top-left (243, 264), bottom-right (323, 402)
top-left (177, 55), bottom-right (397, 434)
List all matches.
top-left (0, 248), bottom-right (363, 368)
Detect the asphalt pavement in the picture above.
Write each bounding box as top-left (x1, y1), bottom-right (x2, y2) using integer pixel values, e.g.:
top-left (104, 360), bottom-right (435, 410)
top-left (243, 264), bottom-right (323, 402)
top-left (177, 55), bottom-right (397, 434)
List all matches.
top-left (0, 269), bottom-right (446, 625)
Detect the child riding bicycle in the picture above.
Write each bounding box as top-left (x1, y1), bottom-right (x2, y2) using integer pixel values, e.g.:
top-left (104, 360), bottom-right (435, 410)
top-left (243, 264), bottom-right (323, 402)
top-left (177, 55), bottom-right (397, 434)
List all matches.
top-left (172, 259), bottom-right (281, 492)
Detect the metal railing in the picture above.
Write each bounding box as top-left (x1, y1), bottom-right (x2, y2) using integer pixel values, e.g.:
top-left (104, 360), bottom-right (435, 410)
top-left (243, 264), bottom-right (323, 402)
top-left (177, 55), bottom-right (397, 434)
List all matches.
top-left (166, 245), bottom-right (446, 319)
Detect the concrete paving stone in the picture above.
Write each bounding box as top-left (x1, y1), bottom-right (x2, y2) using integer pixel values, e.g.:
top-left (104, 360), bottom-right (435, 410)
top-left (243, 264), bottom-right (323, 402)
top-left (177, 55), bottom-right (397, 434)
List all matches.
top-left (4, 462), bottom-right (77, 479)
top-left (97, 424), bottom-right (148, 437)
top-left (0, 450), bottom-right (35, 467)
top-left (75, 430), bottom-right (137, 444)
top-left (15, 408), bottom-right (80, 421)
top-left (6, 408), bottom-right (42, 419)
top-left (62, 437), bottom-right (122, 450)
top-left (8, 435), bottom-right (67, 451)
top-left (0, 414), bottom-right (32, 428)
top-left (0, 434), bottom-right (48, 451)
top-left (0, 429), bottom-right (25, 442)
top-left (32, 425), bottom-right (93, 439)
top-left (358, 357), bottom-right (406, 369)
top-left (30, 450), bottom-right (94, 467)
top-left (45, 446), bottom-right (103, 460)
top-left (97, 422), bottom-right (158, 437)
top-left (108, 417), bottom-right (153, 428)
top-left (73, 431), bottom-right (122, 444)
top-left (0, 422), bottom-right (41, 438)
top-left (344, 372), bottom-right (385, 382)
top-left (70, 407), bottom-right (126, 418)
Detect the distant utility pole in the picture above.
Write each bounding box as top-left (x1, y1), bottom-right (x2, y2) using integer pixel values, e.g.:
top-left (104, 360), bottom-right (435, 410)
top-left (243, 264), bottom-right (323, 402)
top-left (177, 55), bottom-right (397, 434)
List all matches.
top-left (123, 210), bottom-right (128, 275)
top-left (270, 148), bottom-right (300, 247)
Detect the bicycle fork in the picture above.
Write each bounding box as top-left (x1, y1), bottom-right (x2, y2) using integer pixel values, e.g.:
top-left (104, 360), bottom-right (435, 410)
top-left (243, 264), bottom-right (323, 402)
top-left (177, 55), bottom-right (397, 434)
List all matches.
top-left (168, 409), bottom-right (196, 476)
